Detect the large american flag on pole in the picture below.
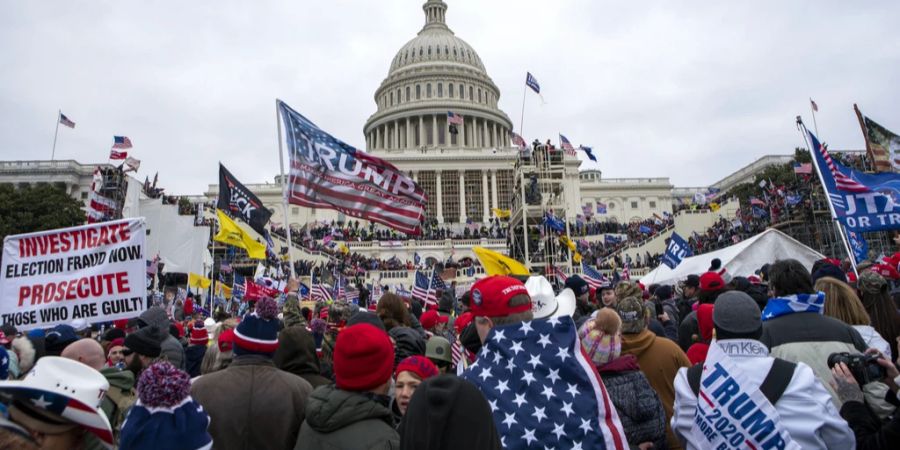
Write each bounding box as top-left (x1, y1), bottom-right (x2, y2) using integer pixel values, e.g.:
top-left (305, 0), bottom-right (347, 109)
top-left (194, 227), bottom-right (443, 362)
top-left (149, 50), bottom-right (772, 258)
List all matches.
top-left (581, 262), bottom-right (609, 289)
top-left (809, 130), bottom-right (869, 193)
top-left (412, 270), bottom-right (439, 307)
top-left (278, 100), bottom-right (427, 235)
top-left (462, 316), bottom-right (628, 449)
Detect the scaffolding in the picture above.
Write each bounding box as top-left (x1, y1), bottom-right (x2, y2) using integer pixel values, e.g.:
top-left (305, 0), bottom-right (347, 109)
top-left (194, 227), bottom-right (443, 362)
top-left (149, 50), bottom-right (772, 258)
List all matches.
top-left (508, 145), bottom-right (573, 275)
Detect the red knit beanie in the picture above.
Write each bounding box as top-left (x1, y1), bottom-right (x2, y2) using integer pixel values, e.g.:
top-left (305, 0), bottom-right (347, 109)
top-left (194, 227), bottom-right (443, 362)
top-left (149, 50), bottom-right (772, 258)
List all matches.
top-left (333, 323), bottom-right (394, 391)
top-left (395, 355), bottom-right (439, 380)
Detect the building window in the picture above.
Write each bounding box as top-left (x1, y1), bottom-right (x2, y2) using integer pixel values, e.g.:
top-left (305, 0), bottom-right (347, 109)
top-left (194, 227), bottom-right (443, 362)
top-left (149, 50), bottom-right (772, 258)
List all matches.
top-left (397, 88), bottom-right (401, 104)
top-left (465, 171), bottom-right (483, 219)
top-left (496, 170), bottom-right (514, 209)
top-left (478, 88), bottom-right (482, 103)
top-left (459, 84), bottom-right (464, 99)
top-left (469, 86), bottom-right (473, 100)
top-left (609, 202), bottom-right (616, 209)
top-left (428, 46), bottom-right (432, 56)
top-left (406, 86), bottom-right (410, 101)
top-left (389, 92), bottom-right (393, 106)
top-left (438, 83), bottom-right (443, 97)
top-left (80, 192), bottom-right (88, 199)
top-left (416, 84), bottom-right (421, 100)
top-left (453, 47), bottom-right (457, 57)
top-left (442, 170), bottom-right (460, 222)
top-left (649, 201), bottom-right (657, 208)
top-left (427, 84), bottom-right (432, 98)
top-left (630, 201), bottom-right (638, 209)
top-left (449, 84), bottom-right (454, 98)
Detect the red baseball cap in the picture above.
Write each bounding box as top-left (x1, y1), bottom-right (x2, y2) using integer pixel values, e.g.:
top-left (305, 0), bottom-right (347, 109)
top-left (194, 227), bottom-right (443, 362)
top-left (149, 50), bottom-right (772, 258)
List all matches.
top-left (454, 312), bottom-right (474, 334)
top-left (420, 310), bottom-right (449, 330)
top-left (469, 276), bottom-right (531, 318)
top-left (870, 263), bottom-right (900, 281)
top-left (699, 272), bottom-right (725, 292)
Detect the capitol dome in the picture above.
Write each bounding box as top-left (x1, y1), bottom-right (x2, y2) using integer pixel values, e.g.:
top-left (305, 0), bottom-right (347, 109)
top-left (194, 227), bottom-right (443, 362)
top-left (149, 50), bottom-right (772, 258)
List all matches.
top-left (364, 0), bottom-right (513, 153)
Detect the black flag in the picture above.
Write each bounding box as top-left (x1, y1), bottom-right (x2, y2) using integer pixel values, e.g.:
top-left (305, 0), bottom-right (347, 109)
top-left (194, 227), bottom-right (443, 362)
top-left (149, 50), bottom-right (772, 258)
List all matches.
top-left (217, 163), bottom-right (272, 236)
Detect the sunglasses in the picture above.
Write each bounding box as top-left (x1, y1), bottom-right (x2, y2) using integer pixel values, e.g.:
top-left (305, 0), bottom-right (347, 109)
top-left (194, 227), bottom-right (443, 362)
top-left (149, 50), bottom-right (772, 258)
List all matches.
top-left (121, 348), bottom-right (134, 356)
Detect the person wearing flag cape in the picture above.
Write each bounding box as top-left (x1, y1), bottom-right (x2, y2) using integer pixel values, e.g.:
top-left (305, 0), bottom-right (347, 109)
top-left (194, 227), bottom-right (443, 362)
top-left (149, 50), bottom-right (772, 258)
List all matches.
top-left (672, 291), bottom-right (853, 449)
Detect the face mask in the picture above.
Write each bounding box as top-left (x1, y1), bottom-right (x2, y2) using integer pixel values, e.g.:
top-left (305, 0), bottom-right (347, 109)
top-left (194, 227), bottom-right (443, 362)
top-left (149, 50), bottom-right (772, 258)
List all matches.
top-left (460, 322), bottom-right (482, 354)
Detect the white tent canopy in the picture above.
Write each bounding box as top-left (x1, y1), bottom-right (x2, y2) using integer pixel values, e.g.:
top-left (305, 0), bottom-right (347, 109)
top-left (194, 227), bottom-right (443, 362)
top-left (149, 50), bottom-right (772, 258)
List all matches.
top-left (640, 228), bottom-right (825, 286)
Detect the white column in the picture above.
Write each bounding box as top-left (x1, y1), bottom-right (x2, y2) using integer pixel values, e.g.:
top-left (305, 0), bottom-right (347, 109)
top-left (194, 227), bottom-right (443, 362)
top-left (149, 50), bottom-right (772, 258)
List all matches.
top-left (436, 170), bottom-right (444, 223)
top-left (473, 117), bottom-right (479, 147)
top-left (432, 115), bottom-right (438, 146)
top-left (492, 123), bottom-right (498, 148)
top-left (412, 171), bottom-right (418, 183)
top-left (375, 127), bottom-right (381, 149)
top-left (418, 116), bottom-right (424, 147)
top-left (491, 170), bottom-right (499, 209)
top-left (394, 121), bottom-right (399, 150)
top-left (459, 171), bottom-right (466, 223)
top-left (459, 115), bottom-right (466, 148)
top-left (406, 117), bottom-right (411, 149)
top-left (483, 120), bottom-right (490, 148)
top-left (482, 169), bottom-right (490, 222)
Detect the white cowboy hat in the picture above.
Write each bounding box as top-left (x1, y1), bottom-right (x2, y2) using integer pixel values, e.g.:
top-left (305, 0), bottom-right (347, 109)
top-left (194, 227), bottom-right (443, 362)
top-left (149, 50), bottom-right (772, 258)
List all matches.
top-left (527, 276), bottom-right (577, 320)
top-left (0, 356), bottom-right (113, 448)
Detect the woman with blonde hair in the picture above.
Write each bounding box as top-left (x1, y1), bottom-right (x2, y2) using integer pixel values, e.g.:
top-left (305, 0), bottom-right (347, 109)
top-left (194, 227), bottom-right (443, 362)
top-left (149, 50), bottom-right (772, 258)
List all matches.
top-left (816, 276), bottom-right (892, 359)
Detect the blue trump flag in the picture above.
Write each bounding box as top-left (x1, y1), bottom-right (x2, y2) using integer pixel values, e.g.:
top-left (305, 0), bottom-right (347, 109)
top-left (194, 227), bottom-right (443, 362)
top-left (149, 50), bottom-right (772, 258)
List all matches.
top-left (847, 230), bottom-right (868, 266)
top-left (662, 232), bottom-right (692, 269)
top-left (579, 145), bottom-right (597, 162)
top-left (525, 72), bottom-right (540, 94)
top-left (809, 129), bottom-right (900, 232)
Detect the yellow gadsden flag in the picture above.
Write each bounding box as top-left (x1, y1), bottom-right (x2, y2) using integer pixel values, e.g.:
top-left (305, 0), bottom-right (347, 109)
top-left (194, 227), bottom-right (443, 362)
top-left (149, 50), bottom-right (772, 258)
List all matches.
top-left (215, 281), bottom-right (233, 299)
top-left (188, 273), bottom-right (211, 290)
top-left (492, 208), bottom-right (511, 219)
top-left (473, 246), bottom-right (530, 276)
top-left (214, 209), bottom-right (267, 260)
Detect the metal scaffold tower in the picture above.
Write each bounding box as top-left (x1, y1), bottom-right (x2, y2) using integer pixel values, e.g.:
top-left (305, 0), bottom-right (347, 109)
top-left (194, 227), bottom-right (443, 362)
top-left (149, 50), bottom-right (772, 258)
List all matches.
top-left (508, 144), bottom-right (575, 275)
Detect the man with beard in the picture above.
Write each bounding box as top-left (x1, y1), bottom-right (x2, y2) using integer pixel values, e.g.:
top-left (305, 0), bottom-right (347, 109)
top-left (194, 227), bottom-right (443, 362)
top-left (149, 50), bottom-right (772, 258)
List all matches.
top-left (123, 326), bottom-right (162, 378)
top-left (565, 275), bottom-right (595, 325)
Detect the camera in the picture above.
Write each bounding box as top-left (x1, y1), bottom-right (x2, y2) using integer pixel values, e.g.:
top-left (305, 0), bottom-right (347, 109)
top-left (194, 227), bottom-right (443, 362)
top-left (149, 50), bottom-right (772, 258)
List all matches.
top-left (827, 352), bottom-right (886, 385)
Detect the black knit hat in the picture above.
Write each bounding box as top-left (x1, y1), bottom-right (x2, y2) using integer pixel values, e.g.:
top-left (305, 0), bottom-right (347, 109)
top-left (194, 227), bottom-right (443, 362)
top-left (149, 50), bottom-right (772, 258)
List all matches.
top-left (125, 326), bottom-right (162, 358)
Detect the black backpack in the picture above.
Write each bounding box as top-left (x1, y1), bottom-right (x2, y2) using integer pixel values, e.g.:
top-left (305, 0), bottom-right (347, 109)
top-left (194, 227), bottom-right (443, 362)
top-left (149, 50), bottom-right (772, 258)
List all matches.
top-left (687, 358), bottom-right (796, 405)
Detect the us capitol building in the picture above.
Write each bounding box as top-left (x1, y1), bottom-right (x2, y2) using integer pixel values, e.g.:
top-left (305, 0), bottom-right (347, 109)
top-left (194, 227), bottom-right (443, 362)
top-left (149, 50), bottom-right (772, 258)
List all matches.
top-left (2, 0), bottom-right (786, 266)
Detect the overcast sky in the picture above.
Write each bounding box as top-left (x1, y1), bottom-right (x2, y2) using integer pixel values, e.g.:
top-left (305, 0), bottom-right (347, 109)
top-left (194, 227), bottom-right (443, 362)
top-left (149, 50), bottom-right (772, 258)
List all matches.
top-left (2, 0), bottom-right (898, 194)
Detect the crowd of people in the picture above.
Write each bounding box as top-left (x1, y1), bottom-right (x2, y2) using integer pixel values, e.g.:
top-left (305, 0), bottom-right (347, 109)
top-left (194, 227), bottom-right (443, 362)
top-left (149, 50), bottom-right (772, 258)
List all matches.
top-left (3, 250), bottom-right (900, 449)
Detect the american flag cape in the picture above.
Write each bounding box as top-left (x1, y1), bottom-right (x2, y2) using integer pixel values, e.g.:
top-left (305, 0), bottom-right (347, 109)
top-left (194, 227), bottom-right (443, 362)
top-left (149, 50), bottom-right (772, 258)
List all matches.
top-left (461, 316), bottom-right (628, 449)
top-left (278, 100), bottom-right (427, 235)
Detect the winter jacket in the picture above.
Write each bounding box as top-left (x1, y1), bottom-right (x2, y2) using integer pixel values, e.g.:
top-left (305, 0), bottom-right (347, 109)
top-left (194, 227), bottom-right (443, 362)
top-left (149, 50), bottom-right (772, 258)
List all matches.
top-left (99, 367), bottom-right (136, 441)
top-left (677, 311), bottom-right (699, 352)
top-left (597, 355), bottom-right (667, 449)
top-left (192, 355), bottom-right (313, 450)
top-left (853, 324), bottom-right (892, 360)
top-left (184, 344), bottom-right (207, 378)
top-left (621, 328), bottom-right (691, 450)
top-left (672, 339), bottom-right (855, 449)
top-left (760, 311), bottom-right (868, 406)
top-left (295, 385), bottom-right (400, 450)
top-left (274, 326), bottom-right (331, 388)
top-left (389, 327), bottom-right (426, 368)
top-left (138, 307), bottom-right (186, 370)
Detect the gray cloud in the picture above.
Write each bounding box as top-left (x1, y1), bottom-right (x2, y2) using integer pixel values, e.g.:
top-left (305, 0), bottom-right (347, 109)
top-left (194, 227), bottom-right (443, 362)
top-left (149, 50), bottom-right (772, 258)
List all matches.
top-left (1, 0), bottom-right (898, 195)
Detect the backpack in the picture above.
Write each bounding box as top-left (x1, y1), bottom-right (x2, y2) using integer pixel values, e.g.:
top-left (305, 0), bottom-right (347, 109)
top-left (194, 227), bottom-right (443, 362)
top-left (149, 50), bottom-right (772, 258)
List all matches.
top-left (103, 384), bottom-right (137, 438)
top-left (687, 358), bottom-right (796, 405)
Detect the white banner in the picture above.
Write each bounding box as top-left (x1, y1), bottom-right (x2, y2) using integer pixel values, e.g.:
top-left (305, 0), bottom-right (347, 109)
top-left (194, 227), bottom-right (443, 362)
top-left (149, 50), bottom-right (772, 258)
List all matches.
top-left (1, 218), bottom-right (147, 330)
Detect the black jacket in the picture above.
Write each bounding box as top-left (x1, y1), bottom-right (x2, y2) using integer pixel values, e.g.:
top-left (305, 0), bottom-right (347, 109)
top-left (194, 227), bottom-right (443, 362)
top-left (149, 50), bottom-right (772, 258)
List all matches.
top-left (184, 344), bottom-right (207, 378)
top-left (840, 399), bottom-right (900, 450)
top-left (274, 326), bottom-right (331, 388)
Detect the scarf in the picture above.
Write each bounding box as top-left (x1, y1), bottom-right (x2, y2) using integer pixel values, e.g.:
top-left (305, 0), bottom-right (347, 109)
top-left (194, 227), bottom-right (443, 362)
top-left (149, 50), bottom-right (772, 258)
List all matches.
top-left (761, 292), bottom-right (825, 321)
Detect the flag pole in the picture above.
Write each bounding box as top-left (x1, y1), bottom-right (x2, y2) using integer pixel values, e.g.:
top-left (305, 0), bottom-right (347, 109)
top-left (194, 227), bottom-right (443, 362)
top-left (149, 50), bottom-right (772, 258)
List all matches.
top-left (519, 80), bottom-right (527, 137)
top-left (853, 104), bottom-right (874, 170)
top-left (275, 100), bottom-right (296, 272)
top-left (809, 99), bottom-right (820, 137)
top-left (51, 110), bottom-right (61, 161)
top-left (796, 117), bottom-right (858, 277)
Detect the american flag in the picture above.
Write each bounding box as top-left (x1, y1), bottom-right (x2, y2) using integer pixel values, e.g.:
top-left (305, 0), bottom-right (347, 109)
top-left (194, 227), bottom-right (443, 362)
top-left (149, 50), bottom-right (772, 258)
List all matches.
top-left (546, 265), bottom-right (568, 285)
top-left (510, 131), bottom-right (527, 150)
top-left (809, 130), bottom-right (869, 193)
top-left (335, 278), bottom-right (345, 303)
top-left (461, 316), bottom-right (628, 449)
top-left (447, 111), bottom-right (463, 125)
top-left (559, 134), bottom-right (576, 156)
top-left (412, 270), bottom-right (439, 307)
top-left (109, 150), bottom-right (128, 160)
top-left (581, 262), bottom-right (609, 289)
top-left (792, 162), bottom-right (813, 175)
top-left (278, 101), bottom-right (427, 235)
top-left (112, 136), bottom-right (133, 149)
top-left (622, 262), bottom-right (631, 281)
top-left (311, 274), bottom-right (333, 303)
top-left (59, 112), bottom-right (75, 128)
